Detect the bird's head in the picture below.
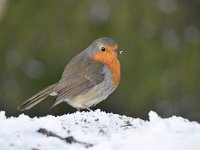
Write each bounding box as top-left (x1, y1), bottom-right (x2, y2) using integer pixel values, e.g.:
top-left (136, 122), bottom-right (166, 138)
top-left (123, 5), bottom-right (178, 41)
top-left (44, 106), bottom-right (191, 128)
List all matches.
top-left (87, 37), bottom-right (122, 65)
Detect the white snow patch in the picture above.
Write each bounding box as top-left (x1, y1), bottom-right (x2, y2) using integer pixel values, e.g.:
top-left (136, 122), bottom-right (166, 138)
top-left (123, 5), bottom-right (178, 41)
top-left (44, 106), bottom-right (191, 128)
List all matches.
top-left (0, 109), bottom-right (200, 150)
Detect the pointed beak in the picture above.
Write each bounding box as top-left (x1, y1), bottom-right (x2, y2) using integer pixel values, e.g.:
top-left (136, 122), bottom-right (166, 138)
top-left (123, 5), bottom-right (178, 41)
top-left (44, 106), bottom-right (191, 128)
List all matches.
top-left (115, 49), bottom-right (123, 54)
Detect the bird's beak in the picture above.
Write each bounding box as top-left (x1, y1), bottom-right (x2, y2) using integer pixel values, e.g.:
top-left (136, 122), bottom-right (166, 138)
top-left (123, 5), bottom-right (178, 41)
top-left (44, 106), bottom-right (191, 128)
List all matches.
top-left (115, 49), bottom-right (123, 54)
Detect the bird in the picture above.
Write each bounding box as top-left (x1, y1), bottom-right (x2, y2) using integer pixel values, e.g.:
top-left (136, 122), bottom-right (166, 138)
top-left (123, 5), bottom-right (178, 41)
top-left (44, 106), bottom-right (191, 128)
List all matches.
top-left (17, 37), bottom-right (122, 111)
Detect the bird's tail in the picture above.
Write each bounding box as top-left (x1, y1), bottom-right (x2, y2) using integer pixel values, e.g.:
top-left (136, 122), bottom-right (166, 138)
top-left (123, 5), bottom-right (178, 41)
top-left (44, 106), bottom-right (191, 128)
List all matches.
top-left (17, 83), bottom-right (57, 111)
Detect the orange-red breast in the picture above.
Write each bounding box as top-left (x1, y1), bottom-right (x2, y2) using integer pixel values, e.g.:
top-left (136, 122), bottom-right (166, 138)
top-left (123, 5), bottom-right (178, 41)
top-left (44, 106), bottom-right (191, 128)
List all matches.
top-left (18, 37), bottom-right (122, 111)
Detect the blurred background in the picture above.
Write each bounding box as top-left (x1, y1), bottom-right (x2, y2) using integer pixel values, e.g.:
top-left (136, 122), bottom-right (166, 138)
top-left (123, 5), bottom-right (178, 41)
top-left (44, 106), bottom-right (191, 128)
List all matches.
top-left (0, 0), bottom-right (199, 121)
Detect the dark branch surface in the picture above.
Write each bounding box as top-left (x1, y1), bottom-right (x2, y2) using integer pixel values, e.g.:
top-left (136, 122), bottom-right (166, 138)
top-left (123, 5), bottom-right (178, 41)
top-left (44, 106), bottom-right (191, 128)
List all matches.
top-left (37, 128), bottom-right (93, 148)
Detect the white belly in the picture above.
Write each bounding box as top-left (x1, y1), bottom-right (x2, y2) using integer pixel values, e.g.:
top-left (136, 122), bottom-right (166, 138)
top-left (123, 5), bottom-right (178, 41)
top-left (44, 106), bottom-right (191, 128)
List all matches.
top-left (65, 66), bottom-right (116, 109)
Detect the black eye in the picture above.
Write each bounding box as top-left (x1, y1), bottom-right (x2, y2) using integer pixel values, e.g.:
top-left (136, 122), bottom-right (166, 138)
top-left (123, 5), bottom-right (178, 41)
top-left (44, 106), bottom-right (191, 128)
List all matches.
top-left (101, 47), bottom-right (106, 52)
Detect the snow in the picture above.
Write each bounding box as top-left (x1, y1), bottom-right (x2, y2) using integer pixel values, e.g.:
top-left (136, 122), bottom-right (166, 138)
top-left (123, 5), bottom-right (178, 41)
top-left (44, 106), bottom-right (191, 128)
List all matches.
top-left (0, 110), bottom-right (200, 150)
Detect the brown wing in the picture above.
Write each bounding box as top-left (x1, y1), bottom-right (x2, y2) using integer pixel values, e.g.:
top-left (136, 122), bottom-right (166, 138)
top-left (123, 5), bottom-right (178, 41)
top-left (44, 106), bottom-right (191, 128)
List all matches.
top-left (51, 54), bottom-right (105, 107)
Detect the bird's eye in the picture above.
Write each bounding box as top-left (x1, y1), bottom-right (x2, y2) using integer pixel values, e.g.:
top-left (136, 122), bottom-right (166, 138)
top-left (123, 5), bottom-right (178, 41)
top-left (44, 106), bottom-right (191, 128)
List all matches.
top-left (101, 47), bottom-right (106, 52)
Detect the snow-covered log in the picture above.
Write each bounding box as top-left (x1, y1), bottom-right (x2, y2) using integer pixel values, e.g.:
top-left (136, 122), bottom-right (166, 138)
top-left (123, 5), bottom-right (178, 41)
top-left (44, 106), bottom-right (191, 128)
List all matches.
top-left (0, 110), bottom-right (200, 150)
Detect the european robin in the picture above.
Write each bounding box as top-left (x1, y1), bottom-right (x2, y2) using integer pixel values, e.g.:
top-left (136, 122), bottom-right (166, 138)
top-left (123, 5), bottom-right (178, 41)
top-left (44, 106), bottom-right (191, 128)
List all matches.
top-left (18, 37), bottom-right (122, 111)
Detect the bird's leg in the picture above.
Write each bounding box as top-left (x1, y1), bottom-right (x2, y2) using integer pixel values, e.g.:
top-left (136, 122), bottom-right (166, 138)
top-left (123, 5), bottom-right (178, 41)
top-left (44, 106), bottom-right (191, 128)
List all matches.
top-left (76, 108), bottom-right (80, 112)
top-left (83, 105), bottom-right (92, 111)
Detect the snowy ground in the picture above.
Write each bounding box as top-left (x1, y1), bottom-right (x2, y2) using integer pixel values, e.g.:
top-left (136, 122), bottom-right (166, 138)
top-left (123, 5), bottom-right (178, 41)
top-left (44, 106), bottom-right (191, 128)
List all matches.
top-left (0, 110), bottom-right (200, 150)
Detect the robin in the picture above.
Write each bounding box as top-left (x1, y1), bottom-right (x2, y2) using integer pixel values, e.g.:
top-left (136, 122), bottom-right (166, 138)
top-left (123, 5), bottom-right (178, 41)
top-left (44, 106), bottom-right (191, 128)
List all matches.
top-left (18, 37), bottom-right (122, 111)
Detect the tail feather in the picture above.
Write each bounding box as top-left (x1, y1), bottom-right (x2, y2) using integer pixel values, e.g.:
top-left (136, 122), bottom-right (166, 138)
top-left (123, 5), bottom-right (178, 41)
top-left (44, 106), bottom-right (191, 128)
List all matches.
top-left (17, 83), bottom-right (57, 111)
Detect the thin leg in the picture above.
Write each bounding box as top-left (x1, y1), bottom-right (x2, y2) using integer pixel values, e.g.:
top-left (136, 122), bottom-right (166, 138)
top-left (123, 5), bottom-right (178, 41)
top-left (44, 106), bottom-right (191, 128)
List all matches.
top-left (76, 108), bottom-right (80, 112)
top-left (83, 105), bottom-right (92, 111)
